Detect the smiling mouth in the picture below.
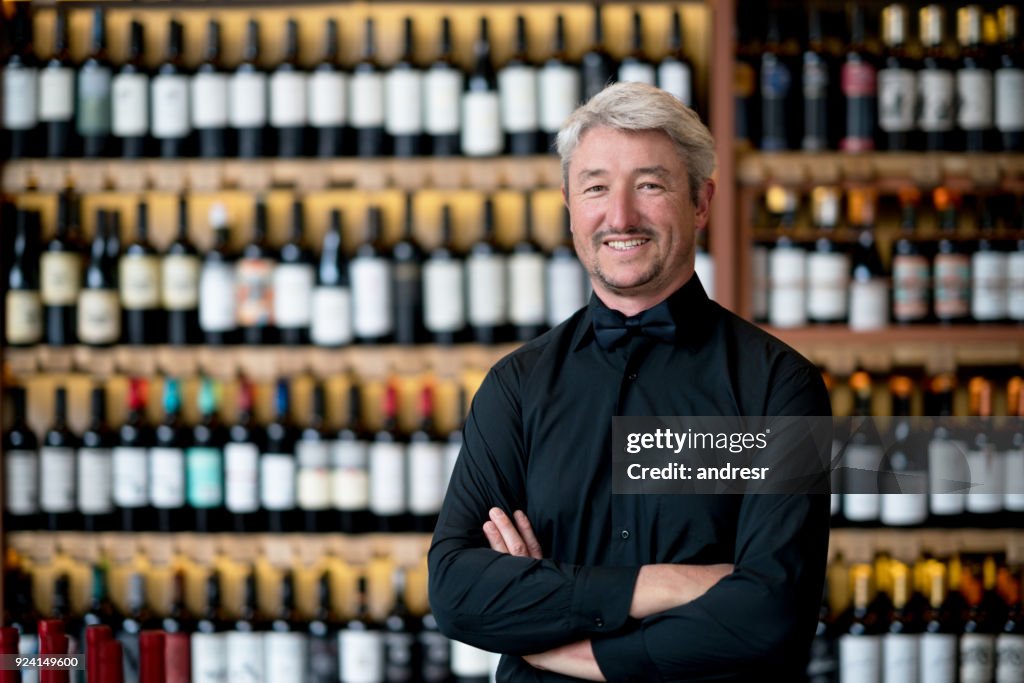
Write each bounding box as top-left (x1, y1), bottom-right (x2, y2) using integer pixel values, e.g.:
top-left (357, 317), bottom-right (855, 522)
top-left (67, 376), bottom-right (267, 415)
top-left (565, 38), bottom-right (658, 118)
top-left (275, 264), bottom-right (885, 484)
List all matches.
top-left (604, 238), bottom-right (650, 251)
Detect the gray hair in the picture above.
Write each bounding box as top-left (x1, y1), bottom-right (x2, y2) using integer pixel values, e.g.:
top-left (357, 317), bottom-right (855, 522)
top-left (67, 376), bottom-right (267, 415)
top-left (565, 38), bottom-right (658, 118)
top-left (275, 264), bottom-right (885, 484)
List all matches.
top-left (556, 82), bottom-right (716, 204)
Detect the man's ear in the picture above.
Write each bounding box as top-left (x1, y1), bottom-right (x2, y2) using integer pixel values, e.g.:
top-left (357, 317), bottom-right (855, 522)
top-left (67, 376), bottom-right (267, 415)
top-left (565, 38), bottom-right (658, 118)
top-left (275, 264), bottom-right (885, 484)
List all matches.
top-left (695, 179), bottom-right (715, 230)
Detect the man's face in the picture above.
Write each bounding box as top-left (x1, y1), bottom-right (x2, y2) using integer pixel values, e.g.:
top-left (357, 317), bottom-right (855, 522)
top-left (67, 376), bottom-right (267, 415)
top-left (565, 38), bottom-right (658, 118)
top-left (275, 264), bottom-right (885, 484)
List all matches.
top-left (563, 126), bottom-right (713, 310)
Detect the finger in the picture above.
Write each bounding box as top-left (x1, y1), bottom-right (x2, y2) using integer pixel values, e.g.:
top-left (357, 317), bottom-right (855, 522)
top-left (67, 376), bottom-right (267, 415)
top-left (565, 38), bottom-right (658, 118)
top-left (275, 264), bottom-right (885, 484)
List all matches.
top-left (489, 507), bottom-right (529, 557)
top-left (483, 521), bottom-right (509, 554)
top-left (513, 510), bottom-right (544, 559)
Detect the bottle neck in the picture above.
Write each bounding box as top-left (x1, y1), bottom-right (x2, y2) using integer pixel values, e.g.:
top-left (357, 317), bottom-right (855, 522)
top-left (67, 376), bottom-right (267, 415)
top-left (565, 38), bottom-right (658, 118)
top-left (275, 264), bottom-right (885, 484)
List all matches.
top-left (438, 18), bottom-right (454, 59)
top-left (244, 21), bottom-right (260, 63)
top-left (322, 20), bottom-right (339, 62)
top-left (91, 10), bottom-right (107, 56)
top-left (204, 21), bottom-right (222, 63)
top-left (362, 19), bottom-right (377, 62)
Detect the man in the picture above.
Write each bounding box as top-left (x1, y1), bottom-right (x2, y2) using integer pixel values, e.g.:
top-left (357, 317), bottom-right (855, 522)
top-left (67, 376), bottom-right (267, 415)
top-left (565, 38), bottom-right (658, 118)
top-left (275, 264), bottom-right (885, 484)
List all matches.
top-left (429, 82), bottom-right (830, 682)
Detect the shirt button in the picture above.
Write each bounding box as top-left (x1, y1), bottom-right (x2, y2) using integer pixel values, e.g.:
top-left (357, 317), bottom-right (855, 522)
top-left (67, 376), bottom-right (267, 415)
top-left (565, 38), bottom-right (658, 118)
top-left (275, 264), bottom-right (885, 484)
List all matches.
top-left (621, 530), bottom-right (631, 540)
top-left (594, 617), bottom-right (604, 628)
top-left (627, 372), bottom-right (638, 381)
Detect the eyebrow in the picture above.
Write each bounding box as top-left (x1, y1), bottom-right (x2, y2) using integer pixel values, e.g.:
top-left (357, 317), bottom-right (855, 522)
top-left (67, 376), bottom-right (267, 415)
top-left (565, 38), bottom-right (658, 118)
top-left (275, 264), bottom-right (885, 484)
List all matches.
top-left (575, 166), bottom-right (672, 182)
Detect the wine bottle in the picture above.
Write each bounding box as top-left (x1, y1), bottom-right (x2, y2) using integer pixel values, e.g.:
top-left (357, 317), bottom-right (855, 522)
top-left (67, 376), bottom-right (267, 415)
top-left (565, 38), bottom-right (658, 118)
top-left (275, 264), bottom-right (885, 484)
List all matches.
top-left (840, 5), bottom-right (878, 153)
top-left (842, 371), bottom-right (882, 525)
top-left (393, 194), bottom-right (425, 345)
top-left (193, 19), bottom-right (228, 158)
top-left (275, 199), bottom-right (315, 345)
top-left (230, 19), bottom-right (268, 158)
top-left (847, 188), bottom-right (888, 331)
top-left (891, 187), bottom-right (931, 324)
top-left (805, 187), bottom-right (848, 324)
top-left (1010, 198), bottom-right (1024, 323)
top-left (451, 640), bottom-right (491, 683)
top-left (117, 573), bottom-right (153, 682)
top-left (838, 564), bottom-right (883, 682)
top-left (311, 18), bottom-right (348, 157)
top-left (8, 569), bottom-right (39, 678)
top-left (879, 376), bottom-right (929, 527)
top-left (466, 197), bottom-right (508, 343)
top-left (932, 188), bottom-right (971, 324)
top-left (333, 381), bottom-right (372, 534)
top-left (351, 17), bottom-right (387, 157)
top-left (1005, 376), bottom-right (1024, 521)
top-left (83, 564), bottom-right (117, 633)
top-left (878, 4), bottom-right (919, 151)
top-left (111, 20), bottom-right (149, 159)
top-left (766, 186), bottom-right (806, 328)
top-left (113, 377), bottom-right (154, 532)
top-left (52, 573), bottom-right (84, 673)
top-left (312, 208), bottom-right (353, 347)
top-left (225, 376), bottom-right (263, 533)
top-left (265, 571), bottom-right (307, 680)
top-left (539, 15), bottom-right (581, 150)
top-left (237, 198), bottom-right (278, 345)
top-left (995, 6), bottom-right (1024, 151)
top-left (151, 377), bottom-right (188, 532)
top-left (918, 5), bottom-right (956, 151)
top-left (138, 630), bottom-right (166, 683)
top-left (297, 382), bottom-right (332, 532)
top-left (423, 203), bottom-right (466, 344)
top-left (386, 17), bottom-right (425, 157)
top-left (581, 4), bottom-right (617, 101)
top-left (927, 374), bottom-right (969, 522)
top-left (965, 377), bottom-right (1003, 521)
top-left (162, 570), bottom-right (196, 639)
top-left (2, 2), bottom-right (39, 159)
top-left (161, 196), bottom-right (200, 344)
top-left (6, 207), bottom-right (43, 346)
top-left (370, 379), bottom-right (408, 532)
top-left (882, 562), bottom-right (922, 683)
top-left (509, 192), bottom-right (546, 341)
top-left (78, 8), bottom-right (113, 157)
top-left (199, 203), bottom-right (237, 345)
top-left (957, 5), bottom-right (995, 152)
top-left (971, 195), bottom-right (1009, 323)
top-left (39, 5), bottom-right (76, 158)
top-left (41, 386), bottom-right (78, 531)
top-left (419, 608), bottom-right (452, 683)
top-left (79, 385), bottom-right (115, 531)
top-left (960, 562), bottom-right (1003, 683)
top-left (191, 572), bottom-right (227, 683)
top-left (152, 19), bottom-right (192, 157)
top-left (262, 378), bottom-right (299, 533)
top-left (188, 377), bottom-right (227, 533)
top-left (384, 567), bottom-right (417, 682)
top-left (271, 18), bottom-right (308, 157)
top-left (498, 15), bottom-right (540, 155)
top-left (408, 381), bottom-right (445, 533)
top-left (226, 569), bottom-right (265, 683)
top-left (996, 568), bottom-right (1024, 683)
top-left (760, 8), bottom-right (801, 151)
top-left (801, 6), bottom-right (833, 152)
top-left (42, 192), bottom-right (83, 346)
top-left (3, 386), bottom-right (39, 530)
top-left (425, 17), bottom-right (463, 156)
top-left (121, 201), bottom-right (163, 344)
top-left (351, 206), bottom-right (394, 343)
top-left (442, 385), bottom-right (466, 499)
top-left (338, 576), bottom-right (385, 683)
top-left (462, 17), bottom-right (503, 157)
top-left (308, 572), bottom-right (338, 683)
top-left (659, 8), bottom-right (695, 108)
top-left (618, 10), bottom-right (656, 86)
top-left (79, 209), bottom-right (121, 347)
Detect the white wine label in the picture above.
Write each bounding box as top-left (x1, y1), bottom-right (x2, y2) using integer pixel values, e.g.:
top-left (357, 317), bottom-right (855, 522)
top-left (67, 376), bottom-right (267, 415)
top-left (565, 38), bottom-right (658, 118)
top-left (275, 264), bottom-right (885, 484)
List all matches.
top-left (112, 446), bottom-right (148, 507)
top-left (78, 289), bottom-right (121, 344)
top-left (229, 71), bottom-right (267, 127)
top-left (806, 252), bottom-right (850, 322)
top-left (39, 67), bottom-right (75, 121)
top-left (965, 446), bottom-right (1004, 514)
top-left (3, 66), bottom-right (38, 129)
top-left (5, 450), bottom-right (38, 515)
top-left (443, 440), bottom-right (461, 498)
top-left (892, 255), bottom-right (930, 321)
top-left (236, 258), bottom-right (274, 327)
top-left (272, 263), bottom-right (315, 328)
top-left (408, 441), bottom-right (445, 515)
top-left (226, 632), bottom-right (264, 683)
top-left (769, 247), bottom-right (806, 286)
top-left (880, 491), bottom-right (928, 527)
top-left (270, 70), bottom-right (308, 127)
top-left (421, 259), bottom-right (465, 333)
top-left (264, 632), bottom-right (306, 682)
top-left (1005, 449), bottom-right (1024, 512)
top-left (461, 91), bottom-right (502, 156)
top-left (1009, 252), bottom-right (1024, 321)
top-left (971, 251), bottom-right (1007, 321)
top-left (77, 67), bottom-right (113, 136)
top-left (186, 447), bottom-right (223, 508)
top-left (546, 258), bottom-right (586, 327)
top-left (929, 437), bottom-right (968, 516)
top-left (199, 262), bottom-right (237, 332)
top-left (338, 630), bottom-right (385, 683)
top-left (39, 447), bottom-right (75, 513)
top-left (163, 254), bottom-right (201, 310)
top-left (350, 257), bottom-right (393, 338)
top-left (920, 633), bottom-right (957, 683)
top-left (350, 71), bottom-right (386, 127)
top-left (297, 441), bottom-right (331, 510)
top-left (769, 286), bottom-right (806, 329)
top-left (618, 62), bottom-right (656, 86)
top-left (843, 443), bottom-right (883, 522)
top-left (41, 252), bottom-right (82, 305)
top-left (190, 632), bottom-right (227, 683)
top-left (78, 448), bottom-right (114, 514)
top-left (508, 253), bottom-right (546, 326)
top-left (539, 65), bottom-right (580, 132)
top-left (450, 641), bottom-right (491, 677)
top-left (309, 70), bottom-right (348, 127)
top-left (498, 65), bottom-right (539, 133)
top-left (385, 69), bottom-right (424, 135)
top-left (957, 69), bottom-right (994, 130)
top-left (996, 633), bottom-right (1024, 683)
top-left (6, 290), bottom-right (43, 345)
top-left (995, 68), bottom-right (1024, 132)
top-left (961, 633), bottom-right (996, 683)
top-left (658, 60), bottom-right (692, 106)
top-left (424, 68), bottom-right (462, 135)
top-left (150, 447), bottom-right (185, 508)
top-left (878, 70), bottom-right (916, 132)
top-left (369, 442), bottom-right (406, 515)
top-left (120, 256), bottom-right (161, 310)
top-left (111, 72), bottom-right (149, 137)
top-left (311, 286), bottom-right (353, 346)
top-left (883, 633), bottom-right (920, 683)
top-left (152, 74), bottom-right (191, 138)
top-left (260, 453), bottom-right (297, 510)
top-left (467, 255), bottom-right (507, 326)
top-left (848, 279), bottom-right (889, 331)
top-left (191, 72), bottom-right (229, 128)
top-left (839, 635), bottom-right (882, 683)
top-left (332, 440), bottom-right (369, 510)
top-left (934, 253), bottom-right (970, 319)
top-left (225, 442), bottom-right (260, 513)
top-left (918, 70), bottom-right (955, 132)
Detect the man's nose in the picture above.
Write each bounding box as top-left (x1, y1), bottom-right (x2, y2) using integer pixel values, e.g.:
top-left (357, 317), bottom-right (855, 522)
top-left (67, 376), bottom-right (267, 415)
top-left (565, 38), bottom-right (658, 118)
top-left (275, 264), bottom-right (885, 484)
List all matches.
top-left (606, 186), bottom-right (641, 231)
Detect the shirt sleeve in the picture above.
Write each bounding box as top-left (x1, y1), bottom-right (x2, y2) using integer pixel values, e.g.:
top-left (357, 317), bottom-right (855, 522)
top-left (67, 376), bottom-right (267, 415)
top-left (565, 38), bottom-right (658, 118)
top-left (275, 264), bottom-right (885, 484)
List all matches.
top-left (428, 361), bottom-right (640, 656)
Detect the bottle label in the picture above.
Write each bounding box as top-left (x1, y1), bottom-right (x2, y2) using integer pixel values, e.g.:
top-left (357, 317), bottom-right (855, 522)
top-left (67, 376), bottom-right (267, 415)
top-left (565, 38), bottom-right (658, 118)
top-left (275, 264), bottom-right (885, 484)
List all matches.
top-left (734, 61), bottom-right (756, 99)
top-left (450, 641), bottom-right (491, 677)
top-left (369, 441), bottom-right (406, 515)
top-left (424, 68), bottom-right (462, 135)
top-left (423, 260), bottom-right (465, 333)
top-left (1009, 252), bottom-right (1024, 321)
top-left (618, 62), bottom-right (657, 86)
top-left (971, 250), bottom-right (1007, 321)
top-left (385, 631), bottom-right (415, 681)
top-left (112, 446), bottom-right (149, 507)
top-left (224, 442), bottom-right (259, 513)
top-left (467, 255), bottom-right (508, 326)
top-left (420, 629), bottom-right (453, 683)
top-left (190, 632), bottom-right (227, 683)
top-left (332, 439), bottom-right (369, 510)
top-left (40, 446), bottom-right (75, 513)
top-left (848, 279), bottom-right (889, 331)
top-left (264, 632), bottom-right (306, 682)
top-left (961, 633), bottom-right (996, 683)
top-left (236, 258), bottom-right (275, 327)
top-left (997, 633), bottom-right (1024, 683)
top-left (120, 255), bottom-right (162, 310)
top-left (385, 69), bottom-right (424, 135)
top-left (408, 441), bottom-right (445, 515)
top-left (892, 254), bottom-right (930, 321)
top-left (919, 70), bottom-right (955, 132)
top-left (152, 74), bottom-right (191, 138)
top-left (878, 69), bottom-right (916, 132)
top-left (965, 446), bottom-right (1004, 514)
top-left (995, 68), bottom-right (1024, 133)
top-left (78, 448), bottom-right (114, 514)
top-left (803, 57), bottom-right (828, 99)
top-left (769, 247), bottom-right (806, 286)
top-left (150, 447), bottom-right (186, 508)
top-left (957, 69), bottom-right (994, 130)
top-left (309, 70), bottom-right (348, 127)
top-left (350, 71), bottom-right (385, 127)
top-left (199, 262), bottom-right (237, 333)
top-left (270, 70), bottom-right (308, 127)
top-left (547, 258), bottom-right (586, 327)
top-left (311, 286), bottom-right (353, 346)
top-left (41, 252), bottom-right (82, 305)
top-left (929, 437), bottom-right (968, 516)
top-left (187, 447), bottom-right (224, 508)
top-left (842, 61), bottom-right (877, 97)
top-left (498, 65), bottom-right (539, 133)
top-left (3, 66), bottom-right (38, 129)
top-left (260, 453), bottom-right (297, 510)
top-left (880, 490), bottom-right (928, 526)
top-left (1006, 449), bottom-right (1024, 512)
top-left (461, 91), bottom-right (502, 156)
top-left (351, 257), bottom-right (393, 338)
top-left (842, 444), bottom-right (883, 521)
top-left (229, 71), bottom-right (267, 127)
top-left (839, 635), bottom-right (882, 683)
top-left (806, 252), bottom-right (850, 322)
top-left (539, 65), bottom-right (581, 133)
top-left (338, 630), bottom-right (385, 683)
top-left (272, 263), bottom-right (314, 328)
top-left (882, 633), bottom-right (919, 683)
top-left (5, 450), bottom-right (38, 515)
top-left (933, 253), bottom-right (970, 319)
top-left (760, 57), bottom-right (792, 98)
top-left (508, 252), bottom-right (546, 326)
top-left (39, 66), bottom-right (75, 122)
top-left (191, 72), bottom-right (229, 128)
top-left (297, 440), bottom-right (331, 510)
top-left (111, 72), bottom-right (149, 137)
top-left (163, 254), bottom-right (201, 311)
top-left (226, 632), bottom-right (264, 683)
top-left (78, 289), bottom-right (121, 344)
top-left (77, 66), bottom-right (113, 135)
top-left (6, 289), bottom-right (43, 345)
top-left (658, 60), bottom-right (692, 106)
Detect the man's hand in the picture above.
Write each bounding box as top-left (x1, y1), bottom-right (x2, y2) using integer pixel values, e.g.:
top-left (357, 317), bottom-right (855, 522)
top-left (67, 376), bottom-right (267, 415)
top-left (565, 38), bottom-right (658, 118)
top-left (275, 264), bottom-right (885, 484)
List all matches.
top-left (523, 640), bottom-right (606, 681)
top-left (482, 507), bottom-right (543, 559)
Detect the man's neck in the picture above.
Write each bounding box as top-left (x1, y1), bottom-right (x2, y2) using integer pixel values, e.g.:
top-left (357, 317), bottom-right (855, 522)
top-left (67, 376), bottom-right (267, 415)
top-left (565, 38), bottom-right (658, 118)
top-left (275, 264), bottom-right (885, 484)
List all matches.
top-left (593, 271), bottom-right (694, 317)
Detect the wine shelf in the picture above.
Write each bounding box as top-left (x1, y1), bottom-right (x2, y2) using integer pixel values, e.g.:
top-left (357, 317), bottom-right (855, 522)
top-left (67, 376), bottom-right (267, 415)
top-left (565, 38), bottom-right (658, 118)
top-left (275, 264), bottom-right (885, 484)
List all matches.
top-left (828, 528), bottom-right (1024, 566)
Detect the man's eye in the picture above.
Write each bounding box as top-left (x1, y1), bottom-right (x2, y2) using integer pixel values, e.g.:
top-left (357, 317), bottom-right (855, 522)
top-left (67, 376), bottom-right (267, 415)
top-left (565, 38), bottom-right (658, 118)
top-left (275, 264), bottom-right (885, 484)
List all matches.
top-left (584, 185), bottom-right (606, 193)
top-left (639, 182), bottom-right (663, 190)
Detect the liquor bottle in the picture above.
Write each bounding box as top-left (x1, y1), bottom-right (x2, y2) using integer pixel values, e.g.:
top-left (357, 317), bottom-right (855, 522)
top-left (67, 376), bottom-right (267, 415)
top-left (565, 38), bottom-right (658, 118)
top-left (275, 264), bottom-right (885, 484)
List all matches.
top-left (333, 381), bottom-right (372, 534)
top-left (338, 576), bottom-right (385, 683)
top-left (539, 15), bottom-right (581, 150)
top-left (41, 386), bottom-right (78, 531)
top-left (499, 15), bottom-right (540, 155)
top-left (164, 196), bottom-right (201, 345)
top-left (838, 564), bottom-right (883, 682)
top-left (351, 206), bottom-right (394, 344)
top-left (2, 2), bottom-right (39, 159)
top-left (891, 187), bottom-right (931, 324)
top-left (351, 17), bottom-right (387, 157)
top-left (423, 204), bottom-right (465, 344)
top-left (957, 5), bottom-right (995, 152)
top-left (152, 20), bottom-right (192, 157)
top-left (230, 20), bottom-right (268, 158)
top-left (3, 386), bottom-right (38, 530)
top-left (996, 568), bottom-right (1024, 683)
top-left (965, 377), bottom-right (1003, 521)
top-left (847, 188), bottom-right (888, 331)
top-left (52, 573), bottom-right (84, 669)
top-left (971, 195), bottom-right (1008, 323)
top-left (270, 18), bottom-right (308, 158)
top-left (805, 187), bottom-right (849, 324)
top-left (425, 17), bottom-right (463, 156)
top-left (39, 5), bottom-right (76, 158)
top-left (83, 564), bottom-right (117, 634)
top-left (79, 209), bottom-right (121, 347)
top-left (840, 4), bottom-right (877, 153)
top-left (618, 10), bottom-right (656, 87)
top-left (1006, 376), bottom-right (1024, 520)
top-left (882, 562), bottom-right (922, 683)
top-left (509, 193), bottom-right (546, 341)
top-left (419, 608), bottom-right (452, 683)
top-left (265, 571), bottom-right (307, 681)
top-left (311, 18), bottom-right (348, 157)
top-left (442, 384), bottom-right (465, 498)
top-left (801, 6), bottom-right (834, 152)
top-left (275, 199), bottom-right (315, 345)
top-left (462, 18), bottom-right (503, 157)
top-left (198, 203), bottom-right (236, 344)
top-left (152, 378), bottom-right (188, 532)
top-left (297, 382), bottom-right (332, 532)
top-left (237, 198), bottom-right (277, 345)
top-left (734, 8), bottom-right (762, 149)
top-left (262, 378), bottom-right (299, 533)
top-left (384, 568), bottom-right (417, 681)
top-left (79, 385), bottom-right (115, 531)
top-left (994, 6), bottom-right (1024, 151)
top-left (932, 188), bottom-right (971, 324)
top-left (193, 20), bottom-right (229, 158)
top-left (409, 383), bottom-right (444, 532)
top-left (918, 5), bottom-right (957, 151)
top-left (112, 20), bottom-right (149, 159)
top-left (121, 201), bottom-right (163, 344)
top-left (546, 206), bottom-right (586, 328)
top-left (370, 379), bottom-right (408, 532)
top-left (225, 376), bottom-right (262, 533)
top-left (879, 376), bottom-right (928, 527)
top-left (960, 562), bottom-right (1003, 683)
top-left (42, 193), bottom-right (82, 346)
top-left (842, 371), bottom-right (882, 525)
top-left (927, 374), bottom-right (969, 522)
top-left (7, 568), bottom-right (39, 678)
top-left (118, 573), bottom-right (153, 682)
top-left (112, 378), bottom-right (153, 532)
top-left (78, 8), bottom-right (113, 157)
top-left (188, 378), bottom-right (227, 532)
top-left (393, 194), bottom-right (425, 345)
top-left (311, 208), bottom-right (353, 347)
top-left (6, 207), bottom-right (43, 346)
top-left (878, 4), bottom-right (919, 151)
top-left (760, 7), bottom-right (800, 151)
top-left (138, 630), bottom-right (166, 683)
top-left (387, 17), bottom-right (425, 157)
top-left (191, 572), bottom-right (227, 683)
top-left (467, 197), bottom-right (508, 343)
top-left (226, 570), bottom-right (265, 682)
top-left (766, 186), bottom-right (806, 328)
top-left (659, 9), bottom-right (695, 108)
top-left (807, 574), bottom-right (838, 683)
top-left (162, 571), bottom-right (196, 649)
top-left (308, 572), bottom-right (337, 683)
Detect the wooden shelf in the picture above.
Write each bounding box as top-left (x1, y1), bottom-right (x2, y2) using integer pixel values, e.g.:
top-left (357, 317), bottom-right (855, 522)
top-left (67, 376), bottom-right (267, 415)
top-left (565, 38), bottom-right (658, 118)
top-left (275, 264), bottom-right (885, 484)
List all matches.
top-left (829, 528), bottom-right (1024, 565)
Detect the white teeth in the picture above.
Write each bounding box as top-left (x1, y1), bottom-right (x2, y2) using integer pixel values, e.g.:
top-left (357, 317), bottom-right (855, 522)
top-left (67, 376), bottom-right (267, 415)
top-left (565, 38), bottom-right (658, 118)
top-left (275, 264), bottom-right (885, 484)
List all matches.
top-left (606, 239), bottom-right (648, 250)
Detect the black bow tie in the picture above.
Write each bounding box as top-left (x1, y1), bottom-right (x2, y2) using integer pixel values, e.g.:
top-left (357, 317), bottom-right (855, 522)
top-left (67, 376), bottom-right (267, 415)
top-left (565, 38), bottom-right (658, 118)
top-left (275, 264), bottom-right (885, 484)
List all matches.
top-left (591, 301), bottom-right (677, 350)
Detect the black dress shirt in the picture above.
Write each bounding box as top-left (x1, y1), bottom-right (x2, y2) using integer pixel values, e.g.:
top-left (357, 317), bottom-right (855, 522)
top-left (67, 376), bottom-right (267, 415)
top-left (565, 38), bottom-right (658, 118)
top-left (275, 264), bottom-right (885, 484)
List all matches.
top-left (428, 276), bottom-right (831, 682)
